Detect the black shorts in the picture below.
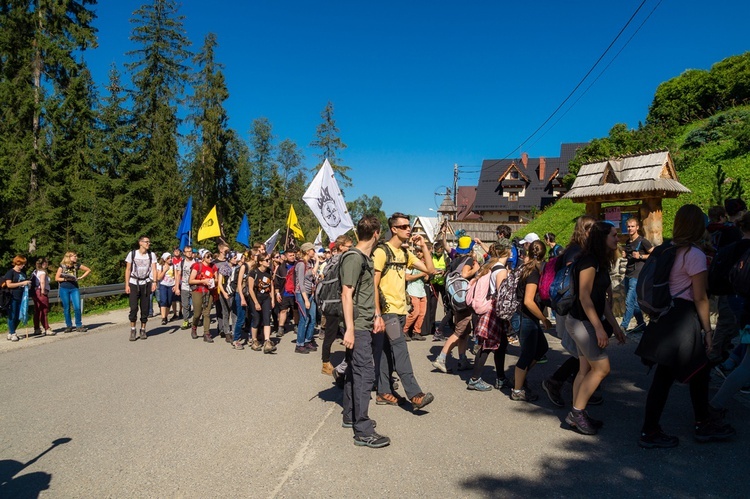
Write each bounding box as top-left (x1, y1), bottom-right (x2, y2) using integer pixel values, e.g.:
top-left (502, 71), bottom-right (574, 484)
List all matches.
top-left (279, 295), bottom-right (295, 311)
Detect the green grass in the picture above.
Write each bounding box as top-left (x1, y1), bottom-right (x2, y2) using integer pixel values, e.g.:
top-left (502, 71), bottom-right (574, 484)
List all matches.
top-left (517, 198), bottom-right (586, 242)
top-left (1, 296), bottom-right (130, 333)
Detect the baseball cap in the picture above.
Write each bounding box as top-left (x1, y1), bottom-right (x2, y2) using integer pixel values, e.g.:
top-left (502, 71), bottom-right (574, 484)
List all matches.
top-left (520, 233), bottom-right (540, 244)
top-left (300, 242), bottom-right (315, 252)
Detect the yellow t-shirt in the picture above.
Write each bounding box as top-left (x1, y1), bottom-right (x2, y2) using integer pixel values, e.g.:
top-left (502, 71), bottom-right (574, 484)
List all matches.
top-left (372, 242), bottom-right (420, 315)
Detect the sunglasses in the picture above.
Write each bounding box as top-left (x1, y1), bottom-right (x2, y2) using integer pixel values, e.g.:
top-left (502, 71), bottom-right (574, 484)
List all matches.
top-left (392, 224), bottom-right (410, 230)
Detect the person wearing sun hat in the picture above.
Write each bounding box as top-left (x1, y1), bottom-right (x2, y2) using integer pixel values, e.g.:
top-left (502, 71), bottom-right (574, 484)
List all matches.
top-left (432, 235), bottom-right (480, 374)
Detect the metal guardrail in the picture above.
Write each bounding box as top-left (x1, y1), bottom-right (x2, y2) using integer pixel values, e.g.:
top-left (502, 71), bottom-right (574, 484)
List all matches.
top-left (48, 283), bottom-right (126, 308)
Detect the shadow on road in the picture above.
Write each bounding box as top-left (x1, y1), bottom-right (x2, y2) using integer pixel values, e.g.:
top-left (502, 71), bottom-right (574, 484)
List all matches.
top-left (0, 437), bottom-right (71, 499)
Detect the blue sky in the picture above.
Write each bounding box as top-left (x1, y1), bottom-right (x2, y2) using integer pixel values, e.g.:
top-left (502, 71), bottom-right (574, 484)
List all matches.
top-left (86, 1), bottom-right (750, 218)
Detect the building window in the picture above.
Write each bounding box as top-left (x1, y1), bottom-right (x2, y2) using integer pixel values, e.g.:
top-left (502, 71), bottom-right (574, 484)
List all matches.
top-left (508, 192), bottom-right (518, 202)
top-left (508, 215), bottom-right (519, 222)
top-left (509, 170), bottom-right (519, 180)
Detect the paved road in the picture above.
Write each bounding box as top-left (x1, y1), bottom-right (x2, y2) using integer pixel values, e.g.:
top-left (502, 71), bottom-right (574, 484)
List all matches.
top-left (1, 309), bottom-right (747, 498)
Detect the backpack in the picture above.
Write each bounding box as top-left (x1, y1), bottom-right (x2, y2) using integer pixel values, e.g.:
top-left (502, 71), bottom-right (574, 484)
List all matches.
top-left (284, 263), bottom-right (297, 294)
top-left (538, 256), bottom-right (559, 302)
top-left (30, 269), bottom-right (40, 290)
top-left (466, 264), bottom-right (503, 315)
top-left (636, 243), bottom-right (692, 321)
top-left (226, 264), bottom-right (241, 295)
top-left (729, 247), bottom-right (750, 297)
top-left (0, 271), bottom-right (18, 318)
top-left (445, 256), bottom-right (472, 312)
top-left (708, 243), bottom-right (737, 296)
top-left (549, 256), bottom-right (581, 316)
top-left (375, 242), bottom-right (409, 278)
top-left (129, 250), bottom-right (153, 281)
top-left (315, 251), bottom-right (368, 316)
top-left (495, 265), bottom-right (521, 320)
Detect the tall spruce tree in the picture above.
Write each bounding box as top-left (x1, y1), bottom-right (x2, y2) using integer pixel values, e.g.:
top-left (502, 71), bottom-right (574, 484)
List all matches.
top-left (310, 101), bottom-right (351, 187)
top-left (186, 32), bottom-right (233, 229)
top-left (248, 118), bottom-right (276, 237)
top-left (126, 0), bottom-right (190, 248)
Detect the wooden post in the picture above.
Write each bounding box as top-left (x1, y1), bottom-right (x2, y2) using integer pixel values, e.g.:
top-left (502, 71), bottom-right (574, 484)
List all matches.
top-left (641, 197), bottom-right (663, 245)
top-left (585, 202), bottom-right (601, 219)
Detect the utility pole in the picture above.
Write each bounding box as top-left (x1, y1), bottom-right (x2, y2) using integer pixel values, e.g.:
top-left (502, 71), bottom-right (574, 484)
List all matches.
top-left (453, 163), bottom-right (458, 205)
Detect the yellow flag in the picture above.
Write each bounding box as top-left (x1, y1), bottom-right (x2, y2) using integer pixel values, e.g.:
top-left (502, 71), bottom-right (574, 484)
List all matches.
top-left (287, 205), bottom-right (304, 240)
top-left (197, 206), bottom-right (222, 241)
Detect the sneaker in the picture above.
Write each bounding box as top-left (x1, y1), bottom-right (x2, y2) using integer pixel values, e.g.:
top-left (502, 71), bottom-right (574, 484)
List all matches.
top-left (139, 329), bottom-right (148, 340)
top-left (9, 334), bottom-right (19, 342)
top-left (203, 333), bottom-right (213, 343)
top-left (45, 329), bottom-right (55, 336)
top-left (404, 333), bottom-right (412, 342)
top-left (542, 379), bottom-right (565, 407)
top-left (191, 327), bottom-right (198, 339)
top-left (588, 392), bottom-right (604, 406)
top-left (412, 333), bottom-right (426, 341)
top-left (295, 345), bottom-right (310, 354)
top-left (639, 430), bottom-right (679, 449)
top-left (161, 318), bottom-right (168, 325)
top-left (129, 329), bottom-right (137, 342)
top-left (410, 392), bottom-right (434, 409)
top-left (583, 410), bottom-right (604, 429)
top-left (432, 333), bottom-right (445, 342)
top-left (309, 339), bottom-right (319, 348)
top-left (536, 355), bottom-right (548, 364)
top-left (250, 340), bottom-right (262, 351)
top-left (376, 393), bottom-right (401, 406)
top-left (511, 388), bottom-right (538, 402)
top-left (181, 320), bottom-right (190, 330)
top-left (305, 342), bottom-right (318, 352)
top-left (467, 378), bottom-right (493, 392)
top-left (353, 432), bottom-right (390, 448)
top-left (565, 410), bottom-right (598, 435)
top-left (64, 327), bottom-right (74, 334)
top-left (76, 326), bottom-right (88, 333)
top-left (233, 341), bottom-right (244, 350)
top-left (456, 358), bottom-right (472, 371)
top-left (263, 340), bottom-right (276, 354)
top-left (494, 378), bottom-right (511, 390)
top-left (432, 357), bottom-right (448, 373)
top-left (694, 420), bottom-right (736, 443)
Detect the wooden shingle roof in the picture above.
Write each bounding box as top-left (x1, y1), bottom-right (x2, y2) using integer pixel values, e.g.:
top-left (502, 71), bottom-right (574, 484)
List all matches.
top-left (563, 150), bottom-right (690, 202)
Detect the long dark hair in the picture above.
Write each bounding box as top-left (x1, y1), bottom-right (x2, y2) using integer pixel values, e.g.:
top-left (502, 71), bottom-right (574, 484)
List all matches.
top-left (584, 222), bottom-right (617, 272)
top-left (520, 240), bottom-right (546, 281)
top-left (672, 204), bottom-right (707, 248)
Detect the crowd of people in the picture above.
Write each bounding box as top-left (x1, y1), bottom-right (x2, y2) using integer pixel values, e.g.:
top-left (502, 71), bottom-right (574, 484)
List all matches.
top-left (3, 199), bottom-right (749, 450)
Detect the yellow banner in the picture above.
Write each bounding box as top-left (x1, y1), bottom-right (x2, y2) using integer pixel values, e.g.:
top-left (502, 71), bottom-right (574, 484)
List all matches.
top-left (287, 205), bottom-right (304, 240)
top-left (197, 206), bottom-right (222, 241)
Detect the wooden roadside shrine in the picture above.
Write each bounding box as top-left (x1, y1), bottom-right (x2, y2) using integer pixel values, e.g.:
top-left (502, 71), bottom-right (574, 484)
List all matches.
top-left (562, 151), bottom-right (690, 244)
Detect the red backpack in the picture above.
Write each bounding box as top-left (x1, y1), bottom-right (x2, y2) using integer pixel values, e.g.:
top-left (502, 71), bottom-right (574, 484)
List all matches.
top-left (538, 256), bottom-right (559, 302)
top-left (284, 263), bottom-right (297, 294)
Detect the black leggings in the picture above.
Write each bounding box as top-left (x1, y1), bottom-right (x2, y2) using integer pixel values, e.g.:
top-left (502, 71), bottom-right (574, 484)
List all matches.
top-left (641, 363), bottom-right (710, 434)
top-left (551, 356), bottom-right (580, 383)
top-left (472, 339), bottom-right (508, 381)
top-left (322, 313), bottom-right (341, 363)
top-left (128, 283), bottom-right (151, 325)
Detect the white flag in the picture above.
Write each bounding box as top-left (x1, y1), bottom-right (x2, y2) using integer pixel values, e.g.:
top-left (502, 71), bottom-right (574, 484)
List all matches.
top-left (303, 159), bottom-right (355, 240)
top-left (313, 229), bottom-right (323, 253)
top-left (264, 229), bottom-right (280, 254)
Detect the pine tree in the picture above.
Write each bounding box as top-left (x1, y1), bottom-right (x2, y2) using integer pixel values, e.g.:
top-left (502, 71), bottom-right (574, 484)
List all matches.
top-left (126, 0), bottom-right (191, 248)
top-left (248, 118), bottom-right (276, 237)
top-left (310, 101), bottom-right (351, 187)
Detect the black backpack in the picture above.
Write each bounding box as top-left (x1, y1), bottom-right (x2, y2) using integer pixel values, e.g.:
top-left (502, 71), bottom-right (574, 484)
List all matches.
top-left (708, 243), bottom-right (738, 296)
top-left (636, 243), bottom-right (692, 321)
top-left (375, 242), bottom-right (408, 278)
top-left (315, 250), bottom-right (368, 316)
top-left (0, 272), bottom-right (17, 318)
top-left (729, 247), bottom-right (750, 297)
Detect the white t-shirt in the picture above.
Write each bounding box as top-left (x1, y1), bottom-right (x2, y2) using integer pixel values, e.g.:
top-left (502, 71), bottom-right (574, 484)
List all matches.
top-left (126, 250), bottom-right (157, 285)
top-left (159, 263), bottom-right (177, 287)
top-left (181, 258), bottom-right (196, 289)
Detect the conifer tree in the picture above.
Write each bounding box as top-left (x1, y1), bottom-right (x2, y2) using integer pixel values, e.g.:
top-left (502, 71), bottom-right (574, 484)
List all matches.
top-left (126, 0), bottom-right (190, 248)
top-left (248, 118), bottom-right (276, 236)
top-left (310, 101), bottom-right (351, 187)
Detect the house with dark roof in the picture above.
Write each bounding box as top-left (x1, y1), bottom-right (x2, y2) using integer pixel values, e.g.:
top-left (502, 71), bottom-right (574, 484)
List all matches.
top-left (471, 143), bottom-right (588, 223)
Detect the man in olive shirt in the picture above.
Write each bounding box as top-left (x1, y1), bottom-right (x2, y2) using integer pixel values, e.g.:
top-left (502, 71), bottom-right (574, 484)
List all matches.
top-left (341, 215), bottom-right (390, 448)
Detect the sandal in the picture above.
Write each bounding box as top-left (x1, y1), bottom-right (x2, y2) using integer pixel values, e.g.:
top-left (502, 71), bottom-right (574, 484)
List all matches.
top-left (376, 393), bottom-right (401, 406)
top-left (410, 392), bottom-right (435, 409)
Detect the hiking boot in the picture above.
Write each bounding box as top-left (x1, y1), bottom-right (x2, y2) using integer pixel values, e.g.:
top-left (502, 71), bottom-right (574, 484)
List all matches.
top-left (321, 362), bottom-right (334, 376)
top-left (129, 329), bottom-right (137, 342)
top-left (233, 341), bottom-right (244, 350)
top-left (639, 430), bottom-right (679, 449)
top-left (467, 378), bottom-right (492, 392)
top-left (181, 320), bottom-right (190, 330)
top-left (305, 342), bottom-right (318, 352)
top-left (353, 432), bottom-right (390, 448)
top-left (410, 392), bottom-right (434, 409)
top-left (457, 358), bottom-right (472, 371)
top-left (294, 345), bottom-right (309, 354)
top-left (203, 333), bottom-right (213, 343)
top-left (376, 393), bottom-right (401, 406)
top-left (431, 357), bottom-right (448, 373)
top-left (694, 420), bottom-right (736, 443)
top-left (139, 329), bottom-right (147, 340)
top-left (191, 327), bottom-right (198, 339)
top-left (412, 333), bottom-right (426, 341)
top-left (511, 388), bottom-right (538, 402)
top-left (263, 340), bottom-right (276, 354)
top-left (250, 340), bottom-right (263, 351)
top-left (565, 410), bottom-right (598, 435)
top-left (404, 333), bottom-right (412, 342)
top-left (494, 378), bottom-right (511, 390)
top-left (76, 326), bottom-right (88, 333)
top-left (542, 378), bottom-right (565, 407)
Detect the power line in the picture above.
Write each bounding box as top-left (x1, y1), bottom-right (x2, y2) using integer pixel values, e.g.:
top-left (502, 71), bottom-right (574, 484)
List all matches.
top-left (497, 0), bottom-right (650, 162)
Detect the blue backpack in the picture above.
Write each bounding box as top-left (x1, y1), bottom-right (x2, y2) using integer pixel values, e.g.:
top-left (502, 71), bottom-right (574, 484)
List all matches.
top-left (549, 256), bottom-right (581, 316)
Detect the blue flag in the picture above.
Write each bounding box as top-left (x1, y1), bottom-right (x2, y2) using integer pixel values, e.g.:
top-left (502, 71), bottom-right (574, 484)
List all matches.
top-left (176, 197), bottom-right (193, 250)
top-left (236, 213), bottom-right (251, 248)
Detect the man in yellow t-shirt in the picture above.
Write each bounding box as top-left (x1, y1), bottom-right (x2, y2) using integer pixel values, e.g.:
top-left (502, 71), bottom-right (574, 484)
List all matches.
top-left (372, 212), bottom-right (435, 410)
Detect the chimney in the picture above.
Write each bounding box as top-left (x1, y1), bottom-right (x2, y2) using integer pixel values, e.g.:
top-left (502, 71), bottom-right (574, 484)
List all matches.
top-left (521, 152), bottom-right (528, 168)
top-left (539, 157), bottom-right (546, 181)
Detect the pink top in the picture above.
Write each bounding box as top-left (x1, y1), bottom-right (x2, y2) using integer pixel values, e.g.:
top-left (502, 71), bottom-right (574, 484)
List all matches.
top-left (668, 246), bottom-right (707, 302)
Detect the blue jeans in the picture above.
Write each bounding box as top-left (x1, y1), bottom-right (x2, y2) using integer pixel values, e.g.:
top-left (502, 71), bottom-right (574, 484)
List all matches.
top-left (517, 314), bottom-right (548, 370)
top-left (7, 297), bottom-right (22, 335)
top-left (233, 293), bottom-right (246, 342)
top-left (59, 286), bottom-right (82, 328)
top-left (620, 276), bottom-right (644, 330)
top-left (295, 292), bottom-right (317, 346)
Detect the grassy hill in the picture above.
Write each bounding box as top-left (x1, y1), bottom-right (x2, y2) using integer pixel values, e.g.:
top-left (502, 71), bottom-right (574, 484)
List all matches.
top-left (519, 105), bottom-right (750, 243)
